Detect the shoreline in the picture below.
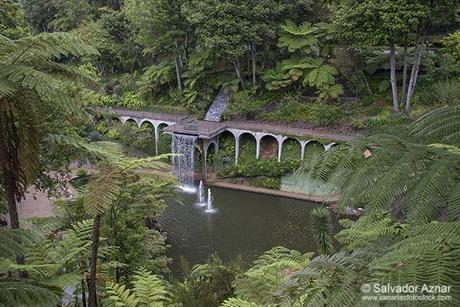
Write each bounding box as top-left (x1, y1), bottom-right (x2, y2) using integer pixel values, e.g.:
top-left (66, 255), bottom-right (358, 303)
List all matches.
top-left (206, 178), bottom-right (339, 203)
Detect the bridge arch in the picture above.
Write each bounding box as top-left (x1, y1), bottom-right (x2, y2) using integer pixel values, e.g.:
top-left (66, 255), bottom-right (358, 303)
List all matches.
top-left (226, 129), bottom-right (257, 164)
top-left (280, 138), bottom-right (302, 160)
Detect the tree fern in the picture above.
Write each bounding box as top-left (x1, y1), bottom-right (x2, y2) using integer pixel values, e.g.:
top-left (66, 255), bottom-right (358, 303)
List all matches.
top-left (234, 246), bottom-right (312, 305)
top-left (0, 31), bottom-right (97, 231)
top-left (0, 281), bottom-right (60, 307)
top-left (411, 105), bottom-right (460, 145)
top-left (311, 207), bottom-right (334, 255)
top-left (278, 20), bottom-right (320, 53)
top-left (131, 269), bottom-right (171, 305)
top-left (0, 228), bottom-right (33, 259)
top-left (104, 269), bottom-right (170, 307)
top-left (105, 281), bottom-right (139, 307)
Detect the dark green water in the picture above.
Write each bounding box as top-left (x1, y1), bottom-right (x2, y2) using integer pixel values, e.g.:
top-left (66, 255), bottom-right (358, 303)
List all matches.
top-left (161, 186), bottom-right (319, 274)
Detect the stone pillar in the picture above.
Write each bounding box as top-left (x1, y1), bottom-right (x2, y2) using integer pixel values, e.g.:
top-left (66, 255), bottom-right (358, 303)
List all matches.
top-left (299, 140), bottom-right (311, 160)
top-left (324, 142), bottom-right (336, 151)
top-left (154, 124), bottom-right (160, 155)
top-left (203, 148), bottom-right (208, 181)
top-left (234, 136), bottom-right (240, 165)
top-left (120, 116), bottom-right (129, 124)
top-left (277, 136), bottom-right (287, 162)
top-left (255, 134), bottom-right (263, 160)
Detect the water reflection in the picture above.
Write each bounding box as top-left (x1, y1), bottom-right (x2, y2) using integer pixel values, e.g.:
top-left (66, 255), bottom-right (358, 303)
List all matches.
top-left (161, 186), bottom-right (319, 275)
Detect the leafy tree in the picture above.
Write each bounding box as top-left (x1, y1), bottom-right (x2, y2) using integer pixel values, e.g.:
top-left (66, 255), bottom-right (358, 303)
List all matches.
top-left (77, 141), bottom-right (171, 306)
top-left (124, 0), bottom-right (190, 91)
top-left (48, 0), bottom-right (92, 31)
top-left (102, 174), bottom-right (175, 282)
top-left (0, 0), bottom-right (31, 39)
top-left (0, 32), bottom-right (96, 233)
top-left (332, 0), bottom-right (458, 114)
top-left (184, 0), bottom-right (254, 87)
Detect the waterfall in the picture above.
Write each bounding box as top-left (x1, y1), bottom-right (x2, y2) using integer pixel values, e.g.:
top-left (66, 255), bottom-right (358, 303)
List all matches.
top-left (204, 88), bottom-right (231, 122)
top-left (171, 134), bottom-right (197, 192)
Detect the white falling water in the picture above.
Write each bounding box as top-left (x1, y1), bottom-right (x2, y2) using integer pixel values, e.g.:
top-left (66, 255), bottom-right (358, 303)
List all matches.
top-left (203, 88), bottom-right (231, 122)
top-left (197, 180), bottom-right (206, 207)
top-left (205, 188), bottom-right (217, 214)
top-left (171, 134), bottom-right (197, 193)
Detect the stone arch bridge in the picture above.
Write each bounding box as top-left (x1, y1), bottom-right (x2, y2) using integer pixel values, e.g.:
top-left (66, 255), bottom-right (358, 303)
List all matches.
top-left (103, 108), bottom-right (358, 176)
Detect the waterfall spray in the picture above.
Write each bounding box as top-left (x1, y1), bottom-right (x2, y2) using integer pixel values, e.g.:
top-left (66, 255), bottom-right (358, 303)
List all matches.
top-left (171, 134), bottom-right (197, 193)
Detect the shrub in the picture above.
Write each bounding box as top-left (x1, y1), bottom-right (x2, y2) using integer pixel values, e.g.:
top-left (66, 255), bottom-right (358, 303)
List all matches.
top-left (218, 159), bottom-right (300, 178)
top-left (76, 168), bottom-right (87, 177)
top-left (250, 177), bottom-right (281, 190)
top-left (415, 79), bottom-right (460, 106)
top-left (223, 89), bottom-right (266, 120)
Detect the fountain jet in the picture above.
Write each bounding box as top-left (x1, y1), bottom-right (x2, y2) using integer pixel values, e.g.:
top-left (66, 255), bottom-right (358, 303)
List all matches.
top-left (197, 180), bottom-right (206, 207)
top-left (205, 188), bottom-right (217, 214)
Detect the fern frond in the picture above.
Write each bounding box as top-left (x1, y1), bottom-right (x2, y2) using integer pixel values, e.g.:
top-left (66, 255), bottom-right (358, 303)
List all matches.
top-left (132, 268), bottom-right (170, 305)
top-left (104, 281), bottom-right (138, 307)
top-left (220, 297), bottom-right (260, 307)
top-left (0, 281), bottom-right (60, 307)
top-left (0, 228), bottom-right (34, 259)
top-left (411, 105), bottom-right (460, 145)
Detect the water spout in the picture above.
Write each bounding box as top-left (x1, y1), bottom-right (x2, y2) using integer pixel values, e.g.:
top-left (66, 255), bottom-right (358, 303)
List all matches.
top-left (197, 180), bottom-right (206, 207)
top-left (205, 188), bottom-right (217, 214)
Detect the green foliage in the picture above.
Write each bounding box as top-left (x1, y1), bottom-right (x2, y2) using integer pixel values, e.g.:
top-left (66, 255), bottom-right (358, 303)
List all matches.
top-left (263, 57), bottom-right (313, 90)
top-left (176, 254), bottom-right (242, 307)
top-left (311, 207), bottom-right (333, 255)
top-left (223, 88), bottom-right (266, 120)
top-left (278, 20), bottom-right (319, 53)
top-left (0, 281), bottom-right (60, 307)
top-left (262, 96), bottom-right (343, 126)
top-left (249, 177), bottom-right (281, 190)
top-left (411, 105), bottom-right (460, 145)
top-left (139, 61), bottom-right (174, 95)
top-left (0, 0), bottom-right (31, 39)
top-left (221, 298), bottom-right (259, 307)
top-left (104, 269), bottom-right (171, 307)
top-left (220, 159), bottom-right (300, 178)
top-left (233, 246), bottom-right (312, 305)
top-left (302, 59), bottom-right (337, 88)
top-left (442, 30), bottom-right (460, 64)
top-left (415, 79), bottom-right (460, 106)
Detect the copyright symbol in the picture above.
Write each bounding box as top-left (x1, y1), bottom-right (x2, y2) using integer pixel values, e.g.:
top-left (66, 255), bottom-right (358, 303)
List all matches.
top-left (361, 283), bottom-right (371, 293)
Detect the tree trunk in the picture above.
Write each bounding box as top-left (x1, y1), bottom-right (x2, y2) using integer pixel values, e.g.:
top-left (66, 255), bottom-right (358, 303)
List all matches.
top-left (88, 213), bottom-right (101, 307)
top-left (405, 35), bottom-right (425, 114)
top-left (233, 59), bottom-right (244, 88)
top-left (389, 44), bottom-right (399, 113)
top-left (81, 279), bottom-right (87, 307)
top-left (402, 36), bottom-right (408, 101)
top-left (251, 43), bottom-right (257, 86)
top-left (174, 56), bottom-right (183, 92)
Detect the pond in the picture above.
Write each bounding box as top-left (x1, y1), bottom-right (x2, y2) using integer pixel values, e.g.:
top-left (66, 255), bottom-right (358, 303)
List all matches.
top-left (161, 185), bottom-right (319, 275)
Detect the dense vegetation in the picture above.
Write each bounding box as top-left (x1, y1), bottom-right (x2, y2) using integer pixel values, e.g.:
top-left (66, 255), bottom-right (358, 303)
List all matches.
top-left (0, 0), bottom-right (459, 306)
